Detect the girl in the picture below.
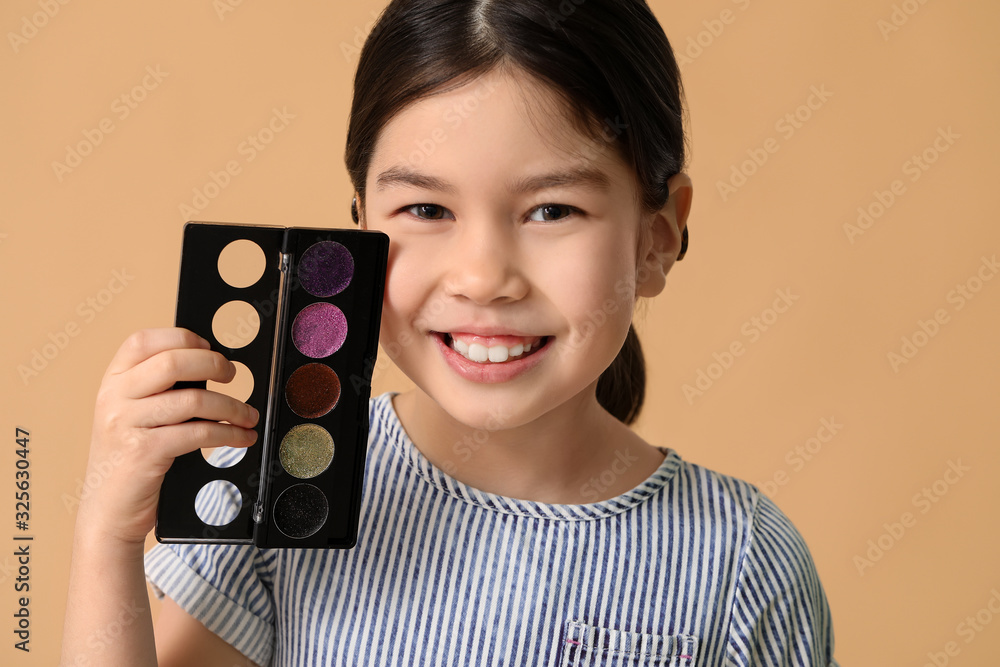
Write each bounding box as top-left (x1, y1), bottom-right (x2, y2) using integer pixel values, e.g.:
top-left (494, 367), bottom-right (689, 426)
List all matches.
top-left (62, 0), bottom-right (838, 665)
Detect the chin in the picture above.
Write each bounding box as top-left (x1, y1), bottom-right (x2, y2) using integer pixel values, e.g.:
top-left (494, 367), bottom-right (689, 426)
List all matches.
top-left (427, 385), bottom-right (533, 434)
top-left (430, 376), bottom-right (596, 436)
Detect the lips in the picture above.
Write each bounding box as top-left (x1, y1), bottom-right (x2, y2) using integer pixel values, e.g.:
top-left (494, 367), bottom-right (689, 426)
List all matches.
top-left (444, 333), bottom-right (546, 364)
top-left (431, 331), bottom-right (552, 384)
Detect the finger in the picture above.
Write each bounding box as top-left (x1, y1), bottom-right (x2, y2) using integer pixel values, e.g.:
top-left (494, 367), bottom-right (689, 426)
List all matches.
top-left (121, 348), bottom-right (237, 399)
top-left (134, 388), bottom-right (259, 430)
top-left (107, 328), bottom-right (212, 376)
top-left (143, 420), bottom-right (258, 464)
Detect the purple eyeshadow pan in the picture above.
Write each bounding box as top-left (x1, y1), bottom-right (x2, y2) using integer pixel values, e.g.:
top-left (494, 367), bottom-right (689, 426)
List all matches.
top-left (291, 303), bottom-right (347, 358)
top-left (298, 241), bottom-right (354, 297)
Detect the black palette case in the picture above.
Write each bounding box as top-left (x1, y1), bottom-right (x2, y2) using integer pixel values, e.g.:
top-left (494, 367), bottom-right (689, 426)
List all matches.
top-left (155, 222), bottom-right (389, 549)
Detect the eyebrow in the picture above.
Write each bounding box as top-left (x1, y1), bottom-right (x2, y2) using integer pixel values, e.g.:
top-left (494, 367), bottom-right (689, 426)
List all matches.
top-left (375, 166), bottom-right (458, 195)
top-left (374, 164), bottom-right (612, 195)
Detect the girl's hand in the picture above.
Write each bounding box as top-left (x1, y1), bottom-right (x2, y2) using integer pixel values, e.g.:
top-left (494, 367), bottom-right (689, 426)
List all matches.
top-left (77, 327), bottom-right (259, 548)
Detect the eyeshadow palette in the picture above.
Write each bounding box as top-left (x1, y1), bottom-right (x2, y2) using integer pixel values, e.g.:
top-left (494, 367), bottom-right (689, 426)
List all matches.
top-left (155, 221), bottom-right (389, 548)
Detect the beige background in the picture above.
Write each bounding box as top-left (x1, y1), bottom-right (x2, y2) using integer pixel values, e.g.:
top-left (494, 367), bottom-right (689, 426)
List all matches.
top-left (2, 0), bottom-right (998, 664)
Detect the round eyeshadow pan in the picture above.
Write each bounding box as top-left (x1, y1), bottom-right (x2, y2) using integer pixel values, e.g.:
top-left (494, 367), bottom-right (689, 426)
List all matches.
top-left (291, 302), bottom-right (347, 358)
top-left (285, 363), bottom-right (341, 419)
top-left (298, 241), bottom-right (354, 297)
top-left (278, 423), bottom-right (335, 479)
top-left (272, 483), bottom-right (329, 539)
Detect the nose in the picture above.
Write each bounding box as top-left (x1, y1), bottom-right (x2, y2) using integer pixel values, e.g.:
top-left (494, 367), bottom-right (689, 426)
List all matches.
top-left (443, 221), bottom-right (529, 305)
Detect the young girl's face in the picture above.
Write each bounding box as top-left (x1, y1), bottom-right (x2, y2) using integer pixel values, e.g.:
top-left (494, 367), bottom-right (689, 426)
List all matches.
top-left (363, 69), bottom-right (664, 432)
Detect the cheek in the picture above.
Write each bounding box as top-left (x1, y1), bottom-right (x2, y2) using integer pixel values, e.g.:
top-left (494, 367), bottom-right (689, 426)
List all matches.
top-left (378, 242), bottom-right (413, 328)
top-left (378, 255), bottom-right (424, 362)
top-left (529, 255), bottom-right (634, 368)
top-left (542, 237), bottom-right (636, 315)
top-left (378, 236), bottom-right (440, 332)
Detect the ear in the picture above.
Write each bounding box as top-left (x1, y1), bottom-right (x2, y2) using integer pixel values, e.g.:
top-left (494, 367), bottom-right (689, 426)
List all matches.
top-left (353, 192), bottom-right (366, 230)
top-left (636, 172), bottom-right (693, 298)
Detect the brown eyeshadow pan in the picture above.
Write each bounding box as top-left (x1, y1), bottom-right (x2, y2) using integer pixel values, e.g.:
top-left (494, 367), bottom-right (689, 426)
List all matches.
top-left (285, 363), bottom-right (341, 419)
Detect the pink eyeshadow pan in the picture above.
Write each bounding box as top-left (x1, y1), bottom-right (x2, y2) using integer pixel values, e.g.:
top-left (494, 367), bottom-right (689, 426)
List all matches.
top-left (291, 302), bottom-right (347, 358)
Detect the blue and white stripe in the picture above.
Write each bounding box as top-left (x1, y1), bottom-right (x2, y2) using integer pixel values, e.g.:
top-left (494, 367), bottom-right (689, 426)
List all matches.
top-left (146, 392), bottom-right (837, 666)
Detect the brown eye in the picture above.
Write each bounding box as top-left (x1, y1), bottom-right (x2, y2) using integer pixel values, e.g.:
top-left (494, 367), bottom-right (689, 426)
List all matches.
top-left (529, 204), bottom-right (574, 222)
top-left (407, 204), bottom-right (448, 220)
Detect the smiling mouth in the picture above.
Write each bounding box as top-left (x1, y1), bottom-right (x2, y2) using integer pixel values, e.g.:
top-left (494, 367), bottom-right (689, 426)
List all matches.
top-left (439, 333), bottom-right (549, 364)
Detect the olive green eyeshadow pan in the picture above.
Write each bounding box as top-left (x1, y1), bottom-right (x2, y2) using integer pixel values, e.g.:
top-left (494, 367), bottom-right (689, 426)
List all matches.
top-left (279, 424), bottom-right (335, 479)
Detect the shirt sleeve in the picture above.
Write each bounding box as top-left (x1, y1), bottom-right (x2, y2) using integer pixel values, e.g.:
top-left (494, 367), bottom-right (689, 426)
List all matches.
top-left (724, 492), bottom-right (838, 666)
top-left (144, 458), bottom-right (278, 667)
top-left (145, 542), bottom-right (277, 666)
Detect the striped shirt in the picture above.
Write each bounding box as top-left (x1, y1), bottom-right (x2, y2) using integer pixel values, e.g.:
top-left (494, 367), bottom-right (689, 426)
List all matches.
top-left (145, 392), bottom-right (838, 666)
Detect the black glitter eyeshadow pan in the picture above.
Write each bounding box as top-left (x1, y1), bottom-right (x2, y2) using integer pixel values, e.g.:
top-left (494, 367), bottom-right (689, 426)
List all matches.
top-left (273, 484), bottom-right (329, 539)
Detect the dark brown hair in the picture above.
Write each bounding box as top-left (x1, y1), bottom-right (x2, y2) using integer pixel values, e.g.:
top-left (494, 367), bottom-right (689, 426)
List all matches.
top-left (345, 0), bottom-right (687, 424)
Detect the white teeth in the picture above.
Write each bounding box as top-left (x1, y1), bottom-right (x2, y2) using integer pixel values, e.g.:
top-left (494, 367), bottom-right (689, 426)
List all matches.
top-left (448, 336), bottom-right (542, 364)
top-left (467, 343), bottom-right (489, 363)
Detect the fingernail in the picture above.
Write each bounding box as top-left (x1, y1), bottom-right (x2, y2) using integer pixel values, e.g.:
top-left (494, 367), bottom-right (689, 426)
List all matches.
top-left (249, 406), bottom-right (259, 422)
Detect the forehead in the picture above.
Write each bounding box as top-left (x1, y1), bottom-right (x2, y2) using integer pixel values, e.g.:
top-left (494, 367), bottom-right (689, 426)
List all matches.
top-left (367, 69), bottom-right (629, 189)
